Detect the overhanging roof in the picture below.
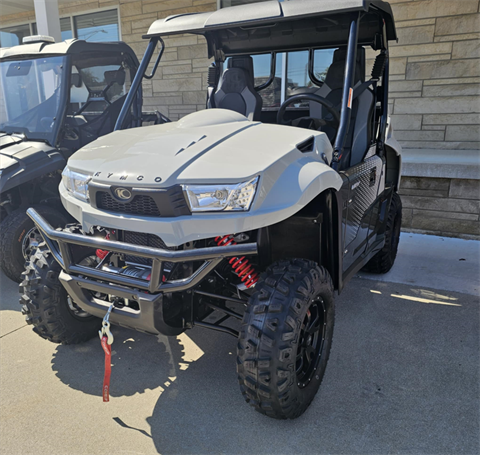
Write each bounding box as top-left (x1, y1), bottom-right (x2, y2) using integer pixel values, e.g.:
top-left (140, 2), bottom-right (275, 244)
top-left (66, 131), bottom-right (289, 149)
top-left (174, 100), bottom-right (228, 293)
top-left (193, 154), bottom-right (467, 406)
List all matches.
top-left (145, 0), bottom-right (396, 55)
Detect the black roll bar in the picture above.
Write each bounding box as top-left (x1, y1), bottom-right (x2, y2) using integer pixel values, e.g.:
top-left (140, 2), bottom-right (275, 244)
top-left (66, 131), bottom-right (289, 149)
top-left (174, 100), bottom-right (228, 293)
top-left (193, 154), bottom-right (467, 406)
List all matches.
top-left (115, 37), bottom-right (163, 131)
top-left (332, 14), bottom-right (360, 171)
top-left (378, 52), bottom-right (389, 155)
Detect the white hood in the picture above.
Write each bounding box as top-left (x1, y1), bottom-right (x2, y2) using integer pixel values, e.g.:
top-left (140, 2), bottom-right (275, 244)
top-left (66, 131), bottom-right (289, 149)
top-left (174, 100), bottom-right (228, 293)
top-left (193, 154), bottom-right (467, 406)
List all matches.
top-left (67, 109), bottom-right (333, 187)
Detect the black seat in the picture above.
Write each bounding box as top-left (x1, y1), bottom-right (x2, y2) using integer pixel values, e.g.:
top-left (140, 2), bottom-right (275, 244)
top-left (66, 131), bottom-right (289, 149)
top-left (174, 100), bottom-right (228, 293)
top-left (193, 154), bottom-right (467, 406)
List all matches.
top-left (213, 56), bottom-right (262, 121)
top-left (312, 48), bottom-right (374, 169)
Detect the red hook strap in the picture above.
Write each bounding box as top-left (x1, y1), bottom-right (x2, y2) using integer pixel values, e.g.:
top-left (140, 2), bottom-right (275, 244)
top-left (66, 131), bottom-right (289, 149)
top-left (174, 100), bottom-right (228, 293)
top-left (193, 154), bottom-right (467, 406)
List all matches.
top-left (101, 335), bottom-right (112, 402)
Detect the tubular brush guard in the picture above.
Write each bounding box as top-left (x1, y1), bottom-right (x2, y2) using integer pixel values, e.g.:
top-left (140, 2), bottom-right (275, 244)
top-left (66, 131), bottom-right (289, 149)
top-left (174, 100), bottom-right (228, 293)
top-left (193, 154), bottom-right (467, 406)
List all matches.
top-left (26, 208), bottom-right (258, 335)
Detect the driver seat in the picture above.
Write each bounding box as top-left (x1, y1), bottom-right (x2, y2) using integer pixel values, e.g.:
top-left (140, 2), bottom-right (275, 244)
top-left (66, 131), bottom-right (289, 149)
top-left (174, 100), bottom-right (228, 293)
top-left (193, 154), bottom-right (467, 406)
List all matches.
top-left (312, 48), bottom-right (374, 169)
top-left (213, 56), bottom-right (262, 121)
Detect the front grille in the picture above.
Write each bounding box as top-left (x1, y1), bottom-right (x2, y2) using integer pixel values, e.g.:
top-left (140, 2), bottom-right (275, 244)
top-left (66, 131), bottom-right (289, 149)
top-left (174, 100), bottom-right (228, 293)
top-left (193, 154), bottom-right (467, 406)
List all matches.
top-left (92, 185), bottom-right (190, 218)
top-left (97, 192), bottom-right (160, 216)
top-left (123, 230), bottom-right (171, 266)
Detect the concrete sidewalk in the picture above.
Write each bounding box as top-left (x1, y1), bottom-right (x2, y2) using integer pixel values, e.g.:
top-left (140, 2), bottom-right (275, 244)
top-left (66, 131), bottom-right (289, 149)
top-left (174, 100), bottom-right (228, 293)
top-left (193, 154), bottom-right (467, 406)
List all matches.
top-left (0, 233), bottom-right (479, 455)
top-left (358, 233), bottom-right (480, 296)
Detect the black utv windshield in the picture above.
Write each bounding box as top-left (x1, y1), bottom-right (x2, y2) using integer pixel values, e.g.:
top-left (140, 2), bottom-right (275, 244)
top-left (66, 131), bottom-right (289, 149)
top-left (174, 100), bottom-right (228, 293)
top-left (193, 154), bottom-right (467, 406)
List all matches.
top-left (0, 55), bottom-right (68, 145)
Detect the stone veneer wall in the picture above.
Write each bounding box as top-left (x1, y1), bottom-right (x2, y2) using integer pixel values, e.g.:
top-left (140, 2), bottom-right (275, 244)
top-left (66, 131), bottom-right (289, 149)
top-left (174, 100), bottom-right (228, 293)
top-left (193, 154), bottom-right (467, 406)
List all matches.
top-left (118, 0), bottom-right (216, 121)
top-left (384, 0), bottom-right (479, 151)
top-left (399, 176), bottom-right (480, 239)
top-left (383, 0), bottom-right (480, 239)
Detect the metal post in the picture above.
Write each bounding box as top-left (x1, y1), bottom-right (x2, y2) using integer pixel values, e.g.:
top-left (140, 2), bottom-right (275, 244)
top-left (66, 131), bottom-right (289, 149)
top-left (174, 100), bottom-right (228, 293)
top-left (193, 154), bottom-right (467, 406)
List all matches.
top-left (33, 0), bottom-right (61, 42)
top-left (332, 14), bottom-right (360, 171)
top-left (115, 38), bottom-right (158, 131)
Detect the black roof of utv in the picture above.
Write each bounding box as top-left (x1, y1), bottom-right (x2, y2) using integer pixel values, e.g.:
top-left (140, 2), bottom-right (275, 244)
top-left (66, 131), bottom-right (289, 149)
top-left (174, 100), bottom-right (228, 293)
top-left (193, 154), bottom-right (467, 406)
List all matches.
top-left (145, 0), bottom-right (397, 56)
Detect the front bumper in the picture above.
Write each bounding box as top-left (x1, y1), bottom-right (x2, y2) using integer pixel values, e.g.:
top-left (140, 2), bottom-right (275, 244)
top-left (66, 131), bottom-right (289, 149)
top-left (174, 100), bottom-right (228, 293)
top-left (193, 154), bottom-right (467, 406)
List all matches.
top-left (27, 208), bottom-right (257, 334)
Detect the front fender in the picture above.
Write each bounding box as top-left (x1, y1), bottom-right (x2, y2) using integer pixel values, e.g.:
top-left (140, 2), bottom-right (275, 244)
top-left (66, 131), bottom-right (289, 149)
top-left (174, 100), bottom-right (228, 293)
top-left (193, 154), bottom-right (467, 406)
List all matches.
top-left (0, 143), bottom-right (65, 194)
top-left (256, 157), bottom-right (343, 214)
top-left (385, 117), bottom-right (403, 190)
top-left (61, 158), bottom-right (343, 247)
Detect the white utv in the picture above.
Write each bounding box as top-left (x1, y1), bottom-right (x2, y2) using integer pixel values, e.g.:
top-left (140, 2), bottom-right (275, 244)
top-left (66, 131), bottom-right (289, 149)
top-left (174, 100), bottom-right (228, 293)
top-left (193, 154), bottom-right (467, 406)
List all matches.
top-left (20, 0), bottom-right (402, 419)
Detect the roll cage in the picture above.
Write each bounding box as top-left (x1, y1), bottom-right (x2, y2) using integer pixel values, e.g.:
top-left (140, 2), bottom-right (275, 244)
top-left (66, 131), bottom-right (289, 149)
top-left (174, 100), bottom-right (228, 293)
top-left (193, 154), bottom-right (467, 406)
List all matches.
top-left (0, 40), bottom-right (142, 148)
top-left (116, 0), bottom-right (395, 172)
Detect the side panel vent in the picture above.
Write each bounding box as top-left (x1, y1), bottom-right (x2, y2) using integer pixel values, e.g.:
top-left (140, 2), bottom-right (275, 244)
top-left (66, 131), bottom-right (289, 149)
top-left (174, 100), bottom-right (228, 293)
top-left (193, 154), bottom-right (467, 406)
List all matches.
top-left (296, 136), bottom-right (315, 153)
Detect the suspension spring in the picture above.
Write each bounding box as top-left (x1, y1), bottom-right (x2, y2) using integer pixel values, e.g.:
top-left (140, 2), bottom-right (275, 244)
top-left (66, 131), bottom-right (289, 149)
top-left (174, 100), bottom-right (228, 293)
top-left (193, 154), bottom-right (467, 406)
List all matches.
top-left (215, 235), bottom-right (258, 288)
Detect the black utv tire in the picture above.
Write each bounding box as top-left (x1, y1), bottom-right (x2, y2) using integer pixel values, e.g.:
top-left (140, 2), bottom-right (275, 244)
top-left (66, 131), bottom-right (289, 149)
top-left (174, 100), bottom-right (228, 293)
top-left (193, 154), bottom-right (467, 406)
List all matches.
top-left (237, 259), bottom-right (335, 419)
top-left (363, 192), bottom-right (402, 274)
top-left (0, 205), bottom-right (70, 282)
top-left (19, 243), bottom-right (101, 344)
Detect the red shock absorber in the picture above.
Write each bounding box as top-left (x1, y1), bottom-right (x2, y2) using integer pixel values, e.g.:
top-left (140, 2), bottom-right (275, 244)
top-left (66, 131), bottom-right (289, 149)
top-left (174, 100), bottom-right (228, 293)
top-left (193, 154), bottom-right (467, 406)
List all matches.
top-left (215, 235), bottom-right (258, 288)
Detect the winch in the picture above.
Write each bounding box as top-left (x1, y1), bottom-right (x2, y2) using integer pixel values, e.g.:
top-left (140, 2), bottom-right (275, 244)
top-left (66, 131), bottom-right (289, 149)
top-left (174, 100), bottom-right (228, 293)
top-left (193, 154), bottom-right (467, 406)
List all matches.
top-left (102, 264), bottom-right (151, 281)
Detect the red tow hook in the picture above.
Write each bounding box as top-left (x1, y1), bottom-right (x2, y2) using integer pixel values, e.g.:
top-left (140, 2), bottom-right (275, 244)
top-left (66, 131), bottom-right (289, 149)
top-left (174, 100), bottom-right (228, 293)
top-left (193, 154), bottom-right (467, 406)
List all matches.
top-left (96, 249), bottom-right (109, 260)
top-left (96, 233), bottom-right (111, 260)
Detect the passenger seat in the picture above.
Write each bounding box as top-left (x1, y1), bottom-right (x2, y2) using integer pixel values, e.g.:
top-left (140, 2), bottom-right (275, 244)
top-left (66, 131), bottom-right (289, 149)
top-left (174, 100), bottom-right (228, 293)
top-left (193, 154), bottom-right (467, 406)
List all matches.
top-left (311, 48), bottom-right (374, 169)
top-left (213, 56), bottom-right (262, 121)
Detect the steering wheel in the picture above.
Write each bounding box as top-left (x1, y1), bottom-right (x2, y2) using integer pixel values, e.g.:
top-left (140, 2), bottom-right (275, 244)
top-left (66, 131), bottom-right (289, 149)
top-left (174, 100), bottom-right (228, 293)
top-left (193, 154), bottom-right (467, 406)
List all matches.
top-left (277, 94), bottom-right (341, 140)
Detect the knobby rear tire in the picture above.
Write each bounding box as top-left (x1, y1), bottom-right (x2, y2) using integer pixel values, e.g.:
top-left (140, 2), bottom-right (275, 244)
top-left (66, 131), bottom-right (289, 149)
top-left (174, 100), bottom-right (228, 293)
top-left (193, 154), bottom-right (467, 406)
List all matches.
top-left (363, 192), bottom-right (402, 274)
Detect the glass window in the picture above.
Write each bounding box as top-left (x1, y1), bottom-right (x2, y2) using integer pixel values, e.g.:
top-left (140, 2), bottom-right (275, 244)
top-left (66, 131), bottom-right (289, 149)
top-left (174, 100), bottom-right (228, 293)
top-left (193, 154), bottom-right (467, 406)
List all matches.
top-left (0, 24), bottom-right (30, 48)
top-left (252, 53), bottom-right (283, 109)
top-left (286, 51), bottom-right (316, 98)
top-left (32, 18), bottom-right (72, 41)
top-left (60, 18), bottom-right (73, 40)
top-left (313, 49), bottom-right (336, 83)
top-left (0, 56), bottom-right (68, 143)
top-left (74, 10), bottom-right (119, 43)
top-left (284, 49), bottom-right (337, 108)
top-left (73, 53), bottom-right (130, 115)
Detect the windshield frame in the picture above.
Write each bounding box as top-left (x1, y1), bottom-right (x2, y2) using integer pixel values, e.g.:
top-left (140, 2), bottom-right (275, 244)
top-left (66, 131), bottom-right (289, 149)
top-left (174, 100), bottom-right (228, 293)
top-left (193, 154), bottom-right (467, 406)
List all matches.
top-left (0, 54), bottom-right (70, 147)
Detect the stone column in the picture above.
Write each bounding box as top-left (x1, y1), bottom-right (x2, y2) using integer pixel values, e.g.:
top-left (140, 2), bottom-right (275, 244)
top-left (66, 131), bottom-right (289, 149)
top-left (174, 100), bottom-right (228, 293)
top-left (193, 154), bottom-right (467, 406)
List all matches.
top-left (33, 0), bottom-right (61, 42)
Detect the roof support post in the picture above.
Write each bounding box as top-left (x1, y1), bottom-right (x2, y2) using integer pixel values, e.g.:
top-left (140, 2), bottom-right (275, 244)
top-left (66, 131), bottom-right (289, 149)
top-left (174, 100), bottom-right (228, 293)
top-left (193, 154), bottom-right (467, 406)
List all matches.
top-left (332, 13), bottom-right (360, 171)
top-left (33, 0), bottom-right (61, 42)
top-left (115, 37), bottom-right (159, 131)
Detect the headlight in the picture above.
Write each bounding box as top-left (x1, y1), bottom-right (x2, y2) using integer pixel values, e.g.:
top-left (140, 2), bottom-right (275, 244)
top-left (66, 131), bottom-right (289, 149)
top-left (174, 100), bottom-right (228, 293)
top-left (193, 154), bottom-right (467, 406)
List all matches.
top-left (183, 177), bottom-right (259, 212)
top-left (62, 167), bottom-right (91, 202)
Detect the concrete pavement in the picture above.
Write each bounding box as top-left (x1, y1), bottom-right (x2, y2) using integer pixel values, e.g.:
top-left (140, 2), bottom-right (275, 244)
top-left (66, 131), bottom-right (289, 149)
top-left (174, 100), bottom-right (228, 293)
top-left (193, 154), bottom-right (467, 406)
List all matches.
top-left (0, 233), bottom-right (479, 455)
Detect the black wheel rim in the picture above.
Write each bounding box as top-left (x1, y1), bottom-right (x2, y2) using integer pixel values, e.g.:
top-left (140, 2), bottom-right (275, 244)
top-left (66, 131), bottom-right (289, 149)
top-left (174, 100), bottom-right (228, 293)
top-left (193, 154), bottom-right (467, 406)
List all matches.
top-left (21, 227), bottom-right (43, 259)
top-left (296, 296), bottom-right (327, 388)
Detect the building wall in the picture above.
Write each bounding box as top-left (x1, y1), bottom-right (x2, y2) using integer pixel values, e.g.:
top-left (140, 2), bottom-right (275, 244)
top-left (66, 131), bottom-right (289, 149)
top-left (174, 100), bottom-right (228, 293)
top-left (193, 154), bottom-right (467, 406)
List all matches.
top-left (2, 0), bottom-right (478, 134)
top-left (399, 177), bottom-right (480, 239)
top-left (385, 0), bottom-right (480, 151)
top-left (118, 0), bottom-right (216, 121)
top-left (385, 0), bottom-right (480, 239)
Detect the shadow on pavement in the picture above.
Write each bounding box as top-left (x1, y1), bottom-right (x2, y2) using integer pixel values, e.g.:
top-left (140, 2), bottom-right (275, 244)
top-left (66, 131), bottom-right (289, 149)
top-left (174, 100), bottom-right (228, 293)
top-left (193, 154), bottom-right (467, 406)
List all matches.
top-left (144, 279), bottom-right (479, 455)
top-left (51, 326), bottom-right (185, 397)
top-left (46, 278), bottom-right (479, 454)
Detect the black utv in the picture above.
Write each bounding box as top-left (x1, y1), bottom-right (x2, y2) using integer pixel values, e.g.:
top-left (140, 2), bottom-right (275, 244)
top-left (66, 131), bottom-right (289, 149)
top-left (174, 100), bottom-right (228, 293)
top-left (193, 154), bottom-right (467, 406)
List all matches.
top-left (0, 36), bottom-right (166, 281)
